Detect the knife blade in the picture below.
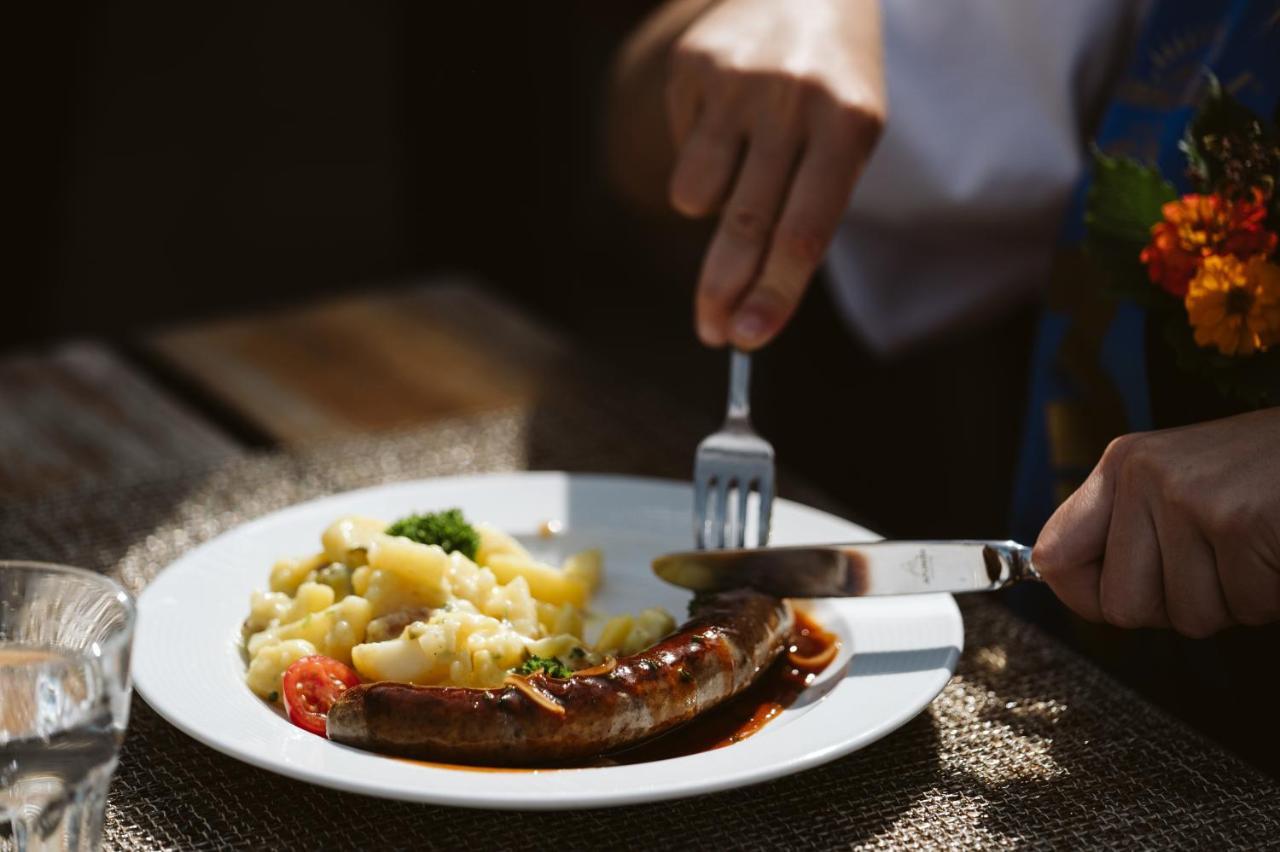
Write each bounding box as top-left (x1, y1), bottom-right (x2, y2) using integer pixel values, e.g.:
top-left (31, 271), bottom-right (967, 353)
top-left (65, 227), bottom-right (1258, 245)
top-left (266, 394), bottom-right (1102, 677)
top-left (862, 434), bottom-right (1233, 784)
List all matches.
top-left (652, 540), bottom-right (1040, 597)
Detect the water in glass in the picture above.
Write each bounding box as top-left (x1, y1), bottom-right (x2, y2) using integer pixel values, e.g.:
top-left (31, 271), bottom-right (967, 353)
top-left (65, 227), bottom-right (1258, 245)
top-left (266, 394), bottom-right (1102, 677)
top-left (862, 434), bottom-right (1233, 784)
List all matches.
top-left (1, 563), bottom-right (134, 852)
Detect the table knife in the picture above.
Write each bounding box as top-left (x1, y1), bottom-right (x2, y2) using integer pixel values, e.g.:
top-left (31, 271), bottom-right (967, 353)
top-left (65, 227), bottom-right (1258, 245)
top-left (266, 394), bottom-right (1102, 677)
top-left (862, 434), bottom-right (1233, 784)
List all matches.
top-left (652, 540), bottom-right (1040, 597)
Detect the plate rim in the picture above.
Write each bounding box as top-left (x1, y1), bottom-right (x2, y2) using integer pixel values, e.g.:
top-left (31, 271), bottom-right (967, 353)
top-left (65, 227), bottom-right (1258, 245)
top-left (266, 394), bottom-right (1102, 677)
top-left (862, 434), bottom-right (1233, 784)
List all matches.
top-left (133, 471), bottom-right (962, 809)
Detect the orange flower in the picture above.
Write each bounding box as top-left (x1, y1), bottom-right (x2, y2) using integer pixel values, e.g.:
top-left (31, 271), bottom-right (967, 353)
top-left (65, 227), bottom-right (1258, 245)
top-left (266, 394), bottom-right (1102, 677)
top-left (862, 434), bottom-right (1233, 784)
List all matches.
top-left (1140, 189), bottom-right (1277, 297)
top-left (1185, 254), bottom-right (1280, 356)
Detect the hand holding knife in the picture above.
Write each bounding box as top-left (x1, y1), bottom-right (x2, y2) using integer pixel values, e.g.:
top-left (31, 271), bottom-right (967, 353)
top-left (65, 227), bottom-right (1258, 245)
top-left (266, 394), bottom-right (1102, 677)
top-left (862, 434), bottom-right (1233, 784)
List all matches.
top-left (653, 540), bottom-right (1041, 597)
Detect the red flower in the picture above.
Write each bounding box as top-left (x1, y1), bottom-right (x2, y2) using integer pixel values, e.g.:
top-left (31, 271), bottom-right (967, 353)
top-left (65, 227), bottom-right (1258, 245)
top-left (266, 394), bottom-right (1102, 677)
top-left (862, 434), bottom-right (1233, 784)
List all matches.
top-left (1139, 189), bottom-right (1277, 298)
top-left (1221, 188), bottom-right (1275, 257)
top-left (1140, 221), bottom-right (1201, 297)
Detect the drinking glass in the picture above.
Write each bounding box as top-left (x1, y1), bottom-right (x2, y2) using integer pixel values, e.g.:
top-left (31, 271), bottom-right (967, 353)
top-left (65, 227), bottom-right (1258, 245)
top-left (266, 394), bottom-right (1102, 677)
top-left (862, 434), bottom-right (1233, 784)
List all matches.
top-left (1, 562), bottom-right (135, 851)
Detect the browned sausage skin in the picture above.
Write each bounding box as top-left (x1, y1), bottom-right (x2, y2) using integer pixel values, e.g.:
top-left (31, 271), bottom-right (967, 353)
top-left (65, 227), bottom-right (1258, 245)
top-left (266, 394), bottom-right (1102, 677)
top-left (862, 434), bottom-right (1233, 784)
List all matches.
top-left (326, 590), bottom-right (793, 765)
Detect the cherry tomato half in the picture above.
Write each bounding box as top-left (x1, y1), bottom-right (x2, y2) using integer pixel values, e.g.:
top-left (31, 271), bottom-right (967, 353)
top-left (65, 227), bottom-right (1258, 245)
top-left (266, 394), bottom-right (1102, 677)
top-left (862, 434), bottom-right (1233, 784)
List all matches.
top-left (282, 655), bottom-right (360, 736)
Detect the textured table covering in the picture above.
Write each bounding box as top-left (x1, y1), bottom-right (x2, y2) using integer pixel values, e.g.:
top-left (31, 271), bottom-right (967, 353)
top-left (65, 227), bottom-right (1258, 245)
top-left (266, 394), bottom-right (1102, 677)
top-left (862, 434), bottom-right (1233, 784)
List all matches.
top-left (4, 399), bottom-right (1279, 851)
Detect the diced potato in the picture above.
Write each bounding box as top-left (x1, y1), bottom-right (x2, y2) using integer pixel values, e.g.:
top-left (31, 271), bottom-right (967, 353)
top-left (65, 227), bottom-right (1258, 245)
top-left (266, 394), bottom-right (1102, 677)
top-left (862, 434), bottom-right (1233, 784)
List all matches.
top-left (247, 594), bottom-right (372, 666)
top-left (621, 607), bottom-right (676, 655)
top-left (248, 515), bottom-right (633, 692)
top-left (351, 565), bottom-right (371, 597)
top-left (550, 602), bottom-right (583, 638)
top-left (323, 595), bottom-right (374, 663)
top-left (367, 534), bottom-right (451, 592)
top-left (411, 619), bottom-right (460, 682)
top-left (485, 554), bottom-right (588, 608)
top-left (282, 582), bottom-right (335, 624)
top-left (315, 563), bottom-right (353, 600)
top-left (595, 614), bottom-right (633, 656)
top-left (482, 575), bottom-right (540, 637)
top-left (321, 515), bottom-right (387, 567)
top-left (474, 523), bottom-right (531, 566)
top-left (362, 567), bottom-right (444, 618)
top-left (535, 601), bottom-right (560, 634)
top-left (562, 549), bottom-right (603, 592)
top-left (245, 638), bottom-right (317, 699)
top-left (352, 636), bottom-right (432, 683)
top-left (245, 590), bottom-right (291, 634)
top-left (467, 628), bottom-right (525, 671)
top-left (470, 647), bottom-right (518, 686)
top-left (527, 633), bottom-right (586, 663)
top-left (444, 552), bottom-right (498, 609)
top-left (355, 607), bottom-right (528, 687)
top-left (268, 552), bottom-right (328, 595)
top-left (360, 534), bottom-right (453, 616)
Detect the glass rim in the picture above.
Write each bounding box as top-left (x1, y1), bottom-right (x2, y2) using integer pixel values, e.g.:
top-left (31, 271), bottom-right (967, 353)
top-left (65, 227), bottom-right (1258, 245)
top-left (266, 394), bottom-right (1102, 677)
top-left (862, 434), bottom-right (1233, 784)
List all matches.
top-left (0, 559), bottom-right (137, 658)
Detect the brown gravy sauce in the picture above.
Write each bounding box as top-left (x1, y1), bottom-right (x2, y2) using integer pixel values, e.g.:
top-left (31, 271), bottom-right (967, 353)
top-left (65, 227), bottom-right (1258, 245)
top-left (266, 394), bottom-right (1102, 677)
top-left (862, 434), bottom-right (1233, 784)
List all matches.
top-left (391, 607), bottom-right (840, 772)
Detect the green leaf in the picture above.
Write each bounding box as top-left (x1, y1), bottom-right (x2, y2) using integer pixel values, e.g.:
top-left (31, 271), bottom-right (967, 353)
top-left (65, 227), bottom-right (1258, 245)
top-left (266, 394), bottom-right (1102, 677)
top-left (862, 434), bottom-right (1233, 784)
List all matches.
top-left (1085, 150), bottom-right (1177, 247)
top-left (1082, 150), bottom-right (1178, 309)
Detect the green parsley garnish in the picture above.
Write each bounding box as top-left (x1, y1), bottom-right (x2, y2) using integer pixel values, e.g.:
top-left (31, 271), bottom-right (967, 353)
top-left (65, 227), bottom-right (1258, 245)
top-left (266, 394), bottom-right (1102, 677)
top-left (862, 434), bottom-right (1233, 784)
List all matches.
top-left (515, 655), bottom-right (572, 678)
top-left (386, 509), bottom-right (480, 560)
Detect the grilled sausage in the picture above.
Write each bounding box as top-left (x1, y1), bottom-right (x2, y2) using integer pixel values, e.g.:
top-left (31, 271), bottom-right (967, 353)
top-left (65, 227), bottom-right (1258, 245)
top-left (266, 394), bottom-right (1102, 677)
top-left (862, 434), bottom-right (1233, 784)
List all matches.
top-left (326, 589), bottom-right (792, 765)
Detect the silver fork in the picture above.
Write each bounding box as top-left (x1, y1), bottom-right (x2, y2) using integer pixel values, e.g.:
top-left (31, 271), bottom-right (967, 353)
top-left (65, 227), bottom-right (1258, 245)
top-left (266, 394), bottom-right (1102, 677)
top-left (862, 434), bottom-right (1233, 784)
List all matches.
top-left (693, 349), bottom-right (776, 549)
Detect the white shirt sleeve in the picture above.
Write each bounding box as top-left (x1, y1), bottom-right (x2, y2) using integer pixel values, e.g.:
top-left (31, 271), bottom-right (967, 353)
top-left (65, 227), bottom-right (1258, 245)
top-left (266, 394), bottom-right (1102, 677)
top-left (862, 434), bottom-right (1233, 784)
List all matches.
top-left (825, 0), bottom-right (1143, 355)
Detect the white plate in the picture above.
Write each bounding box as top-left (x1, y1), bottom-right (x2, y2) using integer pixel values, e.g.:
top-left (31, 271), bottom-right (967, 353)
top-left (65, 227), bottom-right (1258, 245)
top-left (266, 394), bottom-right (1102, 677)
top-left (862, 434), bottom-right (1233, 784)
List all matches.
top-left (134, 472), bottom-right (961, 810)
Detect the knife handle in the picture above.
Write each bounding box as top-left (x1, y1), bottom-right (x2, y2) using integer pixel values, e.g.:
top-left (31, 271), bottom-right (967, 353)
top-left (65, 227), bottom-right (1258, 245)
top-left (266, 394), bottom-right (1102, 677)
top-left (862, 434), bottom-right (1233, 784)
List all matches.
top-left (982, 541), bottom-right (1042, 588)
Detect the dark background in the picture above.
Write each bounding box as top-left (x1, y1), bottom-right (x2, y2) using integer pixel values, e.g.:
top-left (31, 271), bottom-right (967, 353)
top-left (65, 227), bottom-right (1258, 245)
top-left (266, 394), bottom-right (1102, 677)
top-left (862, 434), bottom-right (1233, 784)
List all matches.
top-left (12, 0), bottom-right (1040, 556)
top-left (11, 0), bottom-right (1030, 541)
top-left (15, 2), bottom-right (736, 466)
top-left (15, 2), bottom-right (692, 356)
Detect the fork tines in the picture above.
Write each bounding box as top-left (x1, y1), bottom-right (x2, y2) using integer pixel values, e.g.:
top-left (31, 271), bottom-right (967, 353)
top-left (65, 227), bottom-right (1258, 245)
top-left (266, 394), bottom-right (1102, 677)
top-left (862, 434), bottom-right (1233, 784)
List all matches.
top-left (693, 458), bottom-right (774, 550)
top-left (693, 350), bottom-right (775, 550)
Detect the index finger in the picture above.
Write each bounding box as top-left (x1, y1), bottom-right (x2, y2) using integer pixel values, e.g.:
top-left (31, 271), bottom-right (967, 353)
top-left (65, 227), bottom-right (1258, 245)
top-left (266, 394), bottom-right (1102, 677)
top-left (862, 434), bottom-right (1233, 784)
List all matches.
top-left (1032, 439), bottom-right (1132, 622)
top-left (726, 112), bottom-right (871, 349)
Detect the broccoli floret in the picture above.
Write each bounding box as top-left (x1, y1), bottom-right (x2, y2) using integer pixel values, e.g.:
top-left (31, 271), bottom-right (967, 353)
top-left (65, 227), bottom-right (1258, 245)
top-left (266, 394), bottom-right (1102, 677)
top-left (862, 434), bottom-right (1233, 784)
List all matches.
top-left (515, 655), bottom-right (572, 679)
top-left (385, 509), bottom-right (480, 560)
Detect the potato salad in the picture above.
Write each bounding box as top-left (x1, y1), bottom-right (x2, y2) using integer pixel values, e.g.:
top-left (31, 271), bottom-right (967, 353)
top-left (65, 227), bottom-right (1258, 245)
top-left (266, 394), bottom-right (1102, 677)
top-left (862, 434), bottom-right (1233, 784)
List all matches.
top-left (243, 509), bottom-right (675, 708)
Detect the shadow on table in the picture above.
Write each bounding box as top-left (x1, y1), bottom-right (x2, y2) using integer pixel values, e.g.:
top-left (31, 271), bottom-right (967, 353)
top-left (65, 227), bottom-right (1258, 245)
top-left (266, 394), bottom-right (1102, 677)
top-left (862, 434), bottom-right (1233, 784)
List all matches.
top-left (0, 464), bottom-right (225, 594)
top-left (933, 598), bottom-right (1280, 848)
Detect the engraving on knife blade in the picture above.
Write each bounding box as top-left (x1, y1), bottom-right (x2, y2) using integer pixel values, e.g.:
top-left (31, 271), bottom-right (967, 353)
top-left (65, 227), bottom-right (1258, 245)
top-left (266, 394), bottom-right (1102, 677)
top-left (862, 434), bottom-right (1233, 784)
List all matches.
top-left (904, 549), bottom-right (933, 584)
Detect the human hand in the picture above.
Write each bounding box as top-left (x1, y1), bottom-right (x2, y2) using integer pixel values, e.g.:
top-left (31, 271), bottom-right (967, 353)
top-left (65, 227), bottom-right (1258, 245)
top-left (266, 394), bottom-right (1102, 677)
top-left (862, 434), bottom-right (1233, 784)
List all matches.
top-left (666, 0), bottom-right (885, 350)
top-left (1033, 408), bottom-right (1280, 637)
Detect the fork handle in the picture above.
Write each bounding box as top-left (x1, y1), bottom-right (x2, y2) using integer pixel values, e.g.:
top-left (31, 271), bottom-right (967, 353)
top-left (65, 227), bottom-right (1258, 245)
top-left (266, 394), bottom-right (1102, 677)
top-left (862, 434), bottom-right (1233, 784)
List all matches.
top-left (727, 349), bottom-right (751, 422)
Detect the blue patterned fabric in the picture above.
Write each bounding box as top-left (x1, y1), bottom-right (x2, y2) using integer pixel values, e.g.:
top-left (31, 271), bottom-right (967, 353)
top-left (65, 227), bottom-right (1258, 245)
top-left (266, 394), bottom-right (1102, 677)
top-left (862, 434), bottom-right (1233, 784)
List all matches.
top-left (1011, 0), bottom-right (1280, 543)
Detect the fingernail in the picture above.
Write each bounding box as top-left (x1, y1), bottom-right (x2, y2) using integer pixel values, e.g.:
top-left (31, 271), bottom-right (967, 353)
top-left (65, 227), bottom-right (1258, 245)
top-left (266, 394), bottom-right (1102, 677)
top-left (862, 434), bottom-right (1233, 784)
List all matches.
top-left (731, 309), bottom-right (768, 345)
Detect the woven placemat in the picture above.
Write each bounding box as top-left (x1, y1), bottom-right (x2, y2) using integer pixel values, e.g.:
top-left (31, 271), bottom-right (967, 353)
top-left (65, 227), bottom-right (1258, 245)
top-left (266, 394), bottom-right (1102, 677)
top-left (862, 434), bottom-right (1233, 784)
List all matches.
top-left (4, 400), bottom-right (1279, 850)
